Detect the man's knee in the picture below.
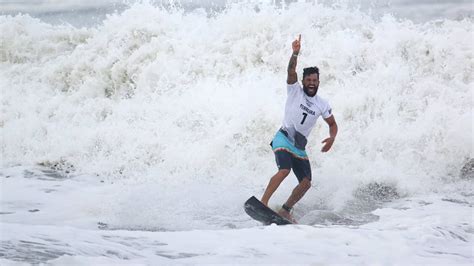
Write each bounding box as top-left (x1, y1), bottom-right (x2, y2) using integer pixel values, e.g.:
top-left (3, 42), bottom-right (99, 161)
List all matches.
top-left (300, 178), bottom-right (311, 190)
top-left (278, 169), bottom-right (291, 177)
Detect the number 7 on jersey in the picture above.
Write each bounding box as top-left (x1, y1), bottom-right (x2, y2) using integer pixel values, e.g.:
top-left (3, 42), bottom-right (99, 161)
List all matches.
top-left (300, 112), bottom-right (308, 125)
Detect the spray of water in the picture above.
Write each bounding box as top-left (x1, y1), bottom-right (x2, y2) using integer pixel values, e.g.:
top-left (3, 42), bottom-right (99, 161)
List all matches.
top-left (1, 2), bottom-right (472, 229)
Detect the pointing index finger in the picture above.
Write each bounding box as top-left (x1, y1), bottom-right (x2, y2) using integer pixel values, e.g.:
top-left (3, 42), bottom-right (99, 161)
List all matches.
top-left (298, 34), bottom-right (301, 42)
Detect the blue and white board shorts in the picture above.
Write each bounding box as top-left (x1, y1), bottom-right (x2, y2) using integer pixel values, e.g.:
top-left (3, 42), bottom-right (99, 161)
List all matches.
top-left (270, 130), bottom-right (312, 182)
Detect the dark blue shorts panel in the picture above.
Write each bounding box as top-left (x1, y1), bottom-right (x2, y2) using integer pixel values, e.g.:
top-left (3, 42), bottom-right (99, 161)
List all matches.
top-left (274, 150), bottom-right (312, 182)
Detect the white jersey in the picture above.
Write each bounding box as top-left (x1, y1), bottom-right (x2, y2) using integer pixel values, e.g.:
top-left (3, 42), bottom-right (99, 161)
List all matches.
top-left (282, 82), bottom-right (332, 147)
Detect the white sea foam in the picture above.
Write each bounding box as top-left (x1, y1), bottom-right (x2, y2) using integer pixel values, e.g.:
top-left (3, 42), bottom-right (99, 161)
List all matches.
top-left (1, 2), bottom-right (473, 264)
top-left (1, 2), bottom-right (472, 231)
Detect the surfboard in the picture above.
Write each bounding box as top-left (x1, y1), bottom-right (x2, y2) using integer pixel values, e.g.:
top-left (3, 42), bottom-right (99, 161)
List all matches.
top-left (244, 196), bottom-right (293, 225)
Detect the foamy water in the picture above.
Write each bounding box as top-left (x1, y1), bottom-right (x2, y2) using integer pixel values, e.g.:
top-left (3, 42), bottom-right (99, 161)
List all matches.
top-left (1, 1), bottom-right (473, 264)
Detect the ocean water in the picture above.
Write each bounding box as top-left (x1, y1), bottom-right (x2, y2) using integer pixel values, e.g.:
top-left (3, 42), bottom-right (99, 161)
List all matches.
top-left (1, 0), bottom-right (473, 264)
top-left (1, 0), bottom-right (473, 26)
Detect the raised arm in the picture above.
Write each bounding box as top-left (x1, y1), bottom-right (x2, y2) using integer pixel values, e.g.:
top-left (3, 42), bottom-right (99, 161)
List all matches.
top-left (287, 34), bottom-right (301, 84)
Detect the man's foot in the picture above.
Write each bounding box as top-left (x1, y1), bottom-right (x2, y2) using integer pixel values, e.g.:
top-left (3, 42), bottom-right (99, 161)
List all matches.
top-left (278, 208), bottom-right (297, 224)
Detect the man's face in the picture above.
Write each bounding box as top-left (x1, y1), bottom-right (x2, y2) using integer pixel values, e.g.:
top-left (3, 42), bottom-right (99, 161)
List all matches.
top-left (302, 73), bottom-right (319, 97)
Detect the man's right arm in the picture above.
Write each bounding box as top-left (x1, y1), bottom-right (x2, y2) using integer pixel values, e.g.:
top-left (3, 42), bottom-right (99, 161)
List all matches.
top-left (287, 52), bottom-right (298, 84)
top-left (287, 34), bottom-right (301, 85)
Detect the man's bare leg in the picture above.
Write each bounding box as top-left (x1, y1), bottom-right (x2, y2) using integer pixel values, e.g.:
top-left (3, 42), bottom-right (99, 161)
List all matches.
top-left (278, 178), bottom-right (312, 222)
top-left (261, 169), bottom-right (290, 206)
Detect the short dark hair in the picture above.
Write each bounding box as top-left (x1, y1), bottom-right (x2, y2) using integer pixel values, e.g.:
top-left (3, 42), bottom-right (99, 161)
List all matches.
top-left (303, 67), bottom-right (319, 79)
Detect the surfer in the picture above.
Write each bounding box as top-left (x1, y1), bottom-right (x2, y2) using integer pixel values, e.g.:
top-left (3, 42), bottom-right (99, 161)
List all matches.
top-left (261, 34), bottom-right (338, 222)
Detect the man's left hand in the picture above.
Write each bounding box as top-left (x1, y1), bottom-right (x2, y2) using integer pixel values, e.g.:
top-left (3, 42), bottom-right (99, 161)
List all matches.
top-left (321, 137), bottom-right (335, 152)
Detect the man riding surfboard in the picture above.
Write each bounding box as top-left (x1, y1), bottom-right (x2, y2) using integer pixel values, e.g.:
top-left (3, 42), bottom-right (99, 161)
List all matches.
top-left (261, 34), bottom-right (338, 222)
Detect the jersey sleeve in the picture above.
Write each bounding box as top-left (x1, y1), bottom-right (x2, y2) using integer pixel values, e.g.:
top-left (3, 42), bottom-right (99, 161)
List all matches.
top-left (287, 82), bottom-right (301, 95)
top-left (321, 99), bottom-right (333, 119)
